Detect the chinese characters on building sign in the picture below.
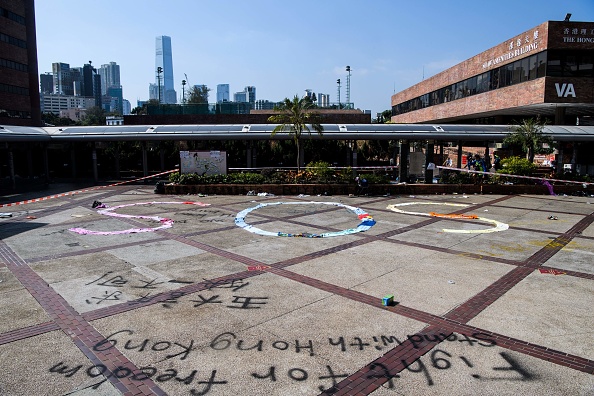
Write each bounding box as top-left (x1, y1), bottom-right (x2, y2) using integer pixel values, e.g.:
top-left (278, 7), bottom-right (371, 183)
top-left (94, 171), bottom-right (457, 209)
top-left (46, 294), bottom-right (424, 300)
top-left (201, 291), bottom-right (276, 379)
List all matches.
top-left (562, 27), bottom-right (594, 43)
top-left (482, 30), bottom-right (540, 69)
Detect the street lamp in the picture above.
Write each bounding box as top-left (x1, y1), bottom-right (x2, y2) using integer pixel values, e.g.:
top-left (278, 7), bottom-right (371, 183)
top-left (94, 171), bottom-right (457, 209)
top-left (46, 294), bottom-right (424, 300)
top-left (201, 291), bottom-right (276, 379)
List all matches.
top-left (181, 79), bottom-right (186, 105)
top-left (346, 66), bottom-right (351, 109)
top-left (156, 67), bottom-right (163, 103)
top-left (336, 79), bottom-right (341, 109)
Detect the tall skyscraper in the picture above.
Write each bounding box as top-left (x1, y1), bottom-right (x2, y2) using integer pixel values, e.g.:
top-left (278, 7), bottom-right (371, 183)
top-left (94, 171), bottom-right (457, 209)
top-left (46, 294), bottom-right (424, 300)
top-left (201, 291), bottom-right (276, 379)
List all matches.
top-left (99, 62), bottom-right (121, 95)
top-left (52, 62), bottom-right (73, 95)
top-left (217, 84), bottom-right (229, 102)
top-left (154, 35), bottom-right (176, 104)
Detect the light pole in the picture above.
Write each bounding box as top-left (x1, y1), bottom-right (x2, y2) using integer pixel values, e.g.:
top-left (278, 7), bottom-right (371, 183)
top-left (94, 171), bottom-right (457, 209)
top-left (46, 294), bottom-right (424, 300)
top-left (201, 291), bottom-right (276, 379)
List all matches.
top-left (181, 79), bottom-right (186, 105)
top-left (156, 67), bottom-right (163, 103)
top-left (346, 66), bottom-right (351, 109)
top-left (336, 79), bottom-right (341, 109)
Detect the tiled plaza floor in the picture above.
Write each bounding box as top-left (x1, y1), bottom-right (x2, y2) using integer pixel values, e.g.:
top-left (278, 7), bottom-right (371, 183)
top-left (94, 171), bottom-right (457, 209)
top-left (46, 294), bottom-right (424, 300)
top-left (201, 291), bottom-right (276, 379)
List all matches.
top-left (0, 185), bottom-right (593, 395)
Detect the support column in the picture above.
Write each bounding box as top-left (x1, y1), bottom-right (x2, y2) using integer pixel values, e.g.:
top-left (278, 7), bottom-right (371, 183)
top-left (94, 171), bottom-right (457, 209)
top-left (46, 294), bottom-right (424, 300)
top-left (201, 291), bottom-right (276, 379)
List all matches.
top-left (27, 148), bottom-right (33, 178)
top-left (251, 142), bottom-right (257, 168)
top-left (399, 141), bottom-right (409, 183)
top-left (8, 148), bottom-right (15, 189)
top-left (142, 142), bottom-right (148, 177)
top-left (160, 147), bottom-right (165, 172)
top-left (424, 141), bottom-right (435, 184)
top-left (70, 146), bottom-right (77, 179)
top-left (114, 147), bottom-right (120, 179)
top-left (246, 142), bottom-right (253, 168)
top-left (555, 106), bottom-right (566, 125)
top-left (43, 145), bottom-right (49, 182)
top-left (299, 145), bottom-right (305, 169)
top-left (351, 141), bottom-right (357, 169)
top-left (457, 141), bottom-right (463, 169)
top-left (92, 146), bottom-right (98, 183)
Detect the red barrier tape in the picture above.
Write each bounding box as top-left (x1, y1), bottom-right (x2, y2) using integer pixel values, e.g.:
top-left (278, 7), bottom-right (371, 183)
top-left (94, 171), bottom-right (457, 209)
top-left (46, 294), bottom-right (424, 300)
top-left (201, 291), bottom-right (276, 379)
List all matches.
top-left (0, 169), bottom-right (177, 209)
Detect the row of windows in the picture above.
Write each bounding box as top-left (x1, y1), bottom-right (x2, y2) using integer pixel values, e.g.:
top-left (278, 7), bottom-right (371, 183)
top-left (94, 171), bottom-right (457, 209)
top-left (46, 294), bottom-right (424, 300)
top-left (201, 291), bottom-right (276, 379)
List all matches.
top-left (392, 50), bottom-right (594, 116)
top-left (0, 7), bottom-right (25, 25)
top-left (0, 57), bottom-right (27, 72)
top-left (0, 108), bottom-right (30, 118)
top-left (0, 82), bottom-right (29, 96)
top-left (0, 32), bottom-right (27, 49)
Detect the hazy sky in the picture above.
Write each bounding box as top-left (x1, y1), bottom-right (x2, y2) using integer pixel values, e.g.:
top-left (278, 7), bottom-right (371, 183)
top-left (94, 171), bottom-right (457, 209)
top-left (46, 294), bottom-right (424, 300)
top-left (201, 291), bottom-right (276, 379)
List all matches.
top-left (35, 1), bottom-right (594, 116)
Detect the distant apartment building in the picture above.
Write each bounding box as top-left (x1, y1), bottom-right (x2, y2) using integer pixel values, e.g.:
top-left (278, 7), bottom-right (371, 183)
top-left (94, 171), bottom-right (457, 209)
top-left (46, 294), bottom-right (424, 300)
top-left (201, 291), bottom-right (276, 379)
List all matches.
top-left (254, 100), bottom-right (278, 110)
top-left (122, 99), bottom-right (131, 115)
top-left (317, 93), bottom-right (330, 107)
top-left (41, 94), bottom-right (95, 114)
top-left (98, 62), bottom-right (121, 96)
top-left (59, 107), bottom-right (87, 122)
top-left (40, 72), bottom-right (53, 94)
top-left (234, 91), bottom-right (247, 103)
top-left (233, 86), bottom-right (256, 106)
top-left (217, 84), bottom-right (229, 102)
top-left (52, 62), bottom-right (74, 95)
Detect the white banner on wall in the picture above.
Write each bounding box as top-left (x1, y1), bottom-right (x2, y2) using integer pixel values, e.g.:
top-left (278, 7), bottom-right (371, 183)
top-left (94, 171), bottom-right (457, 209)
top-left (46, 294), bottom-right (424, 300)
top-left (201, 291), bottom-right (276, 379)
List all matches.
top-left (179, 150), bottom-right (227, 175)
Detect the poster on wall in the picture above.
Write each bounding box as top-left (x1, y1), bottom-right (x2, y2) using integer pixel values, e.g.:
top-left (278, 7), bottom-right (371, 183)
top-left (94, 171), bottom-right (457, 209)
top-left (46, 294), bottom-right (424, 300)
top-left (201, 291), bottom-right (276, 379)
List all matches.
top-left (179, 150), bottom-right (227, 175)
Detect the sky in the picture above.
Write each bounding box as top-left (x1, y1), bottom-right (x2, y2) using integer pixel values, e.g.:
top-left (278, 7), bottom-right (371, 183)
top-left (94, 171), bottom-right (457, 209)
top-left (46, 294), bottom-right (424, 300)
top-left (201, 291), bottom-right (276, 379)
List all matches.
top-left (35, 0), bottom-right (594, 117)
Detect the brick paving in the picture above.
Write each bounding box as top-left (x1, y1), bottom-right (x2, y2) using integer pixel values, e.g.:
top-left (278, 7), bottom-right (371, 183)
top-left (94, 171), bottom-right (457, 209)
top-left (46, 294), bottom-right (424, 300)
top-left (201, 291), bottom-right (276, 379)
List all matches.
top-left (0, 186), bottom-right (592, 395)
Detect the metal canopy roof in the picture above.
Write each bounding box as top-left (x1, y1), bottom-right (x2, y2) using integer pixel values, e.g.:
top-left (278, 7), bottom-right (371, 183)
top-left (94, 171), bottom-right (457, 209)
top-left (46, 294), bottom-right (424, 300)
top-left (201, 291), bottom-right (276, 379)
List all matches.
top-left (1, 124), bottom-right (594, 142)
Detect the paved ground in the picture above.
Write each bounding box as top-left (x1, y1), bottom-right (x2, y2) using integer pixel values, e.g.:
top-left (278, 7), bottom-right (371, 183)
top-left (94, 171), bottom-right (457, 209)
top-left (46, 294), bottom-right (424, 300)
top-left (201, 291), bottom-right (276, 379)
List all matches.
top-left (0, 184), bottom-right (593, 396)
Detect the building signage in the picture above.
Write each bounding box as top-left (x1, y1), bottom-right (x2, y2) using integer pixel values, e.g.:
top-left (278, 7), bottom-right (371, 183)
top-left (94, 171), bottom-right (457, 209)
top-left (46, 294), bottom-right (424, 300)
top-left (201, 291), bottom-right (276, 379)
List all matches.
top-left (482, 29), bottom-right (540, 69)
top-left (555, 83), bottom-right (576, 98)
top-left (562, 27), bottom-right (594, 43)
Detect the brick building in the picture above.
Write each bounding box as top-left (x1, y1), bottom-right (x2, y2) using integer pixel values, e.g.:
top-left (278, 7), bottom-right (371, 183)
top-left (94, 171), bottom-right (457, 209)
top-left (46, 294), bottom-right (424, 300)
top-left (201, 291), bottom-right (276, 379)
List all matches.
top-left (0, 0), bottom-right (41, 126)
top-left (391, 20), bottom-right (594, 126)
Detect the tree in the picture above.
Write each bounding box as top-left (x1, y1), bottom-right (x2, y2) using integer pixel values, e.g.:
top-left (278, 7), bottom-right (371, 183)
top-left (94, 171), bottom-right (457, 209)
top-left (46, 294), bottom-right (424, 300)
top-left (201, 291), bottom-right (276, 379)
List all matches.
top-left (187, 85), bottom-right (210, 104)
top-left (503, 117), bottom-right (554, 163)
top-left (81, 106), bottom-right (106, 126)
top-left (268, 95), bottom-right (324, 172)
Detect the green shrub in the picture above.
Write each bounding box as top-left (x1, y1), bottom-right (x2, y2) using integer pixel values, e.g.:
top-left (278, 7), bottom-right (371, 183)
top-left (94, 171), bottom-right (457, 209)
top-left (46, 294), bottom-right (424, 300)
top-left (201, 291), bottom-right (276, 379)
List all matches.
top-left (358, 173), bottom-right (389, 184)
top-left (227, 172), bottom-right (265, 184)
top-left (498, 156), bottom-right (537, 176)
top-left (306, 160), bottom-right (334, 182)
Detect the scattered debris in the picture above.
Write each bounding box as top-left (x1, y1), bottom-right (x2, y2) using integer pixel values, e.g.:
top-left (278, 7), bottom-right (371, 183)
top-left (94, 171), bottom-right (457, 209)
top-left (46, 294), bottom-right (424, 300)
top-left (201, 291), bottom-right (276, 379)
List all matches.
top-left (0, 213), bottom-right (13, 218)
top-left (548, 215), bottom-right (558, 220)
top-left (246, 191), bottom-right (256, 196)
top-left (25, 216), bottom-right (37, 219)
top-left (448, 280), bottom-right (456, 284)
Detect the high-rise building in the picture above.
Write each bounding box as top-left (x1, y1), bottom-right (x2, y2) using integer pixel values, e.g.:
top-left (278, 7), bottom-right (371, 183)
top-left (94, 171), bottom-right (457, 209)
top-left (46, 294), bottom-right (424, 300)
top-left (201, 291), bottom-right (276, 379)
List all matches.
top-left (234, 91), bottom-right (247, 103)
top-left (99, 62), bottom-right (121, 96)
top-left (233, 86), bottom-right (256, 106)
top-left (217, 84), bottom-right (229, 102)
top-left (245, 86), bottom-right (256, 104)
top-left (317, 93), bottom-right (330, 107)
top-left (0, 0), bottom-right (41, 125)
top-left (154, 35), bottom-right (176, 104)
top-left (40, 72), bottom-right (53, 94)
top-left (52, 62), bottom-right (73, 95)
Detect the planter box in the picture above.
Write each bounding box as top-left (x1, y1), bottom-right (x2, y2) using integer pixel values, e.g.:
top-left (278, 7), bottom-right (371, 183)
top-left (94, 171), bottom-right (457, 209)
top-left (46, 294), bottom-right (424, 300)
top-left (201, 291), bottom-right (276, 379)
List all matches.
top-left (163, 183), bottom-right (594, 196)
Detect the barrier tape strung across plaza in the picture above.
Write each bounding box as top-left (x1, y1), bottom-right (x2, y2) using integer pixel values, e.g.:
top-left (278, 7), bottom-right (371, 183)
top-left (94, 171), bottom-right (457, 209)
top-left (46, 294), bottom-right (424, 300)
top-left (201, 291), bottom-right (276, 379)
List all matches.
top-left (437, 166), bottom-right (594, 186)
top-left (0, 169), bottom-right (177, 209)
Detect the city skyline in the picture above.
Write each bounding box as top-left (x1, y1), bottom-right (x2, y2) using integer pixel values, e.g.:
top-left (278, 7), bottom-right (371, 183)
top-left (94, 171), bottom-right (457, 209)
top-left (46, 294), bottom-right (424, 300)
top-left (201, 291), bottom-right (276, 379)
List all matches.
top-left (34, 1), bottom-right (594, 116)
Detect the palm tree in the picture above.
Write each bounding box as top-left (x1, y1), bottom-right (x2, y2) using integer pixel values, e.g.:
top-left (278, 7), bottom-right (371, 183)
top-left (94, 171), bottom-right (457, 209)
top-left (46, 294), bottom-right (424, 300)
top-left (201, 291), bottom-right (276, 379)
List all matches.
top-left (268, 95), bottom-right (324, 172)
top-left (504, 117), bottom-right (554, 163)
